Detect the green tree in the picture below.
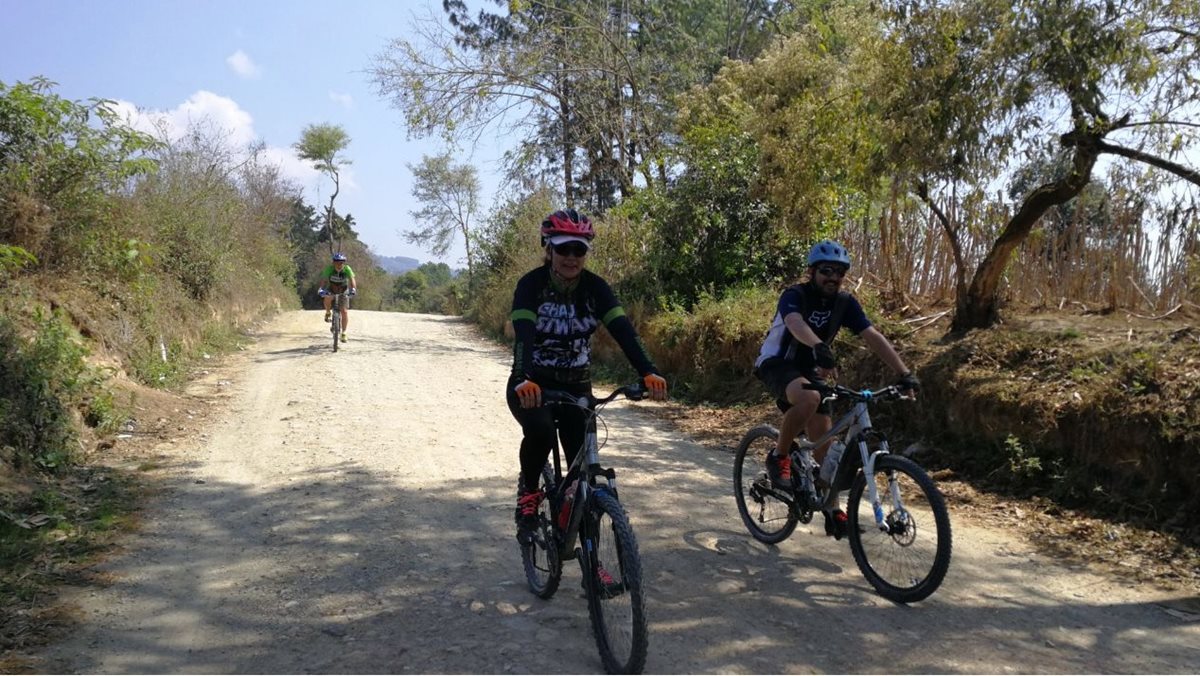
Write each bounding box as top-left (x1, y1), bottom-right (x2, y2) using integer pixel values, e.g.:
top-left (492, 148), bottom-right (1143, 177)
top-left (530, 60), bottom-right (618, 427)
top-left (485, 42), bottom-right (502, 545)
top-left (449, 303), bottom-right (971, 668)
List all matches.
top-left (371, 1), bottom-right (793, 212)
top-left (406, 153), bottom-right (481, 280)
top-left (392, 269), bottom-right (428, 307)
top-left (871, 0), bottom-right (1200, 329)
top-left (416, 261), bottom-right (453, 287)
top-left (681, 0), bottom-right (1200, 327)
top-left (293, 123), bottom-right (351, 255)
top-left (620, 94), bottom-right (806, 306)
top-left (286, 197), bottom-right (322, 288)
top-left (0, 77), bottom-right (159, 264)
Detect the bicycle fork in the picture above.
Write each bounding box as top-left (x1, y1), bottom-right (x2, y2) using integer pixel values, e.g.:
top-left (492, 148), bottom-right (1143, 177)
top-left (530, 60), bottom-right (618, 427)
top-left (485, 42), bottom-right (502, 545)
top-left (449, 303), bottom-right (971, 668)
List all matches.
top-left (851, 404), bottom-right (901, 533)
top-left (859, 438), bottom-right (907, 533)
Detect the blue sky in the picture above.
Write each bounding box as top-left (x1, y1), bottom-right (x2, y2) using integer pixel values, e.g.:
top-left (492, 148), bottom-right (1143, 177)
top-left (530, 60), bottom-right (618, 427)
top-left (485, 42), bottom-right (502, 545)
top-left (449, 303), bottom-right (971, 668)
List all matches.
top-left (0, 0), bottom-right (506, 265)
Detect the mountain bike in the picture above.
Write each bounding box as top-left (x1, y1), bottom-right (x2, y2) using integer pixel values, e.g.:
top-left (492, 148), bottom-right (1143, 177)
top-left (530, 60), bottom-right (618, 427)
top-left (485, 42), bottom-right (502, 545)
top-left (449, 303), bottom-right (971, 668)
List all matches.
top-left (324, 289), bottom-right (349, 352)
top-left (517, 384), bottom-right (649, 674)
top-left (733, 380), bottom-right (952, 603)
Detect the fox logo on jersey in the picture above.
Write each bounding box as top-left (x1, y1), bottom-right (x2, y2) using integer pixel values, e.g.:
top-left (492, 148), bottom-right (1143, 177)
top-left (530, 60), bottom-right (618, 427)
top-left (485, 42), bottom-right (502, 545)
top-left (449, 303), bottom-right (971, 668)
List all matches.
top-left (809, 310), bottom-right (832, 328)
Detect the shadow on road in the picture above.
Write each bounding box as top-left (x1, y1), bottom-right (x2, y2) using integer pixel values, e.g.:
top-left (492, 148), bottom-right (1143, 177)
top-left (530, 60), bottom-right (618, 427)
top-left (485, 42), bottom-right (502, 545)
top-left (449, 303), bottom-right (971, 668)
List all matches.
top-left (40, 435), bottom-right (1200, 675)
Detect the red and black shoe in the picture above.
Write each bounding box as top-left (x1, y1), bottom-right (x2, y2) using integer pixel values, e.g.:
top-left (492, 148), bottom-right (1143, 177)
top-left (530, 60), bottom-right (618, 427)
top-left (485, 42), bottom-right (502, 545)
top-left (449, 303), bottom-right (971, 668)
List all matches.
top-left (823, 509), bottom-right (864, 540)
top-left (765, 451), bottom-right (792, 488)
top-left (515, 488), bottom-right (544, 544)
top-left (595, 562), bottom-right (625, 597)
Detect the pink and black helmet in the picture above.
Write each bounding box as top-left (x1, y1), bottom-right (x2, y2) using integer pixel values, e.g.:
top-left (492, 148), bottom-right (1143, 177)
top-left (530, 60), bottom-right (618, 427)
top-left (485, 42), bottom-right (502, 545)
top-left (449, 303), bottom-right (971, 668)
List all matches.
top-left (540, 209), bottom-right (595, 246)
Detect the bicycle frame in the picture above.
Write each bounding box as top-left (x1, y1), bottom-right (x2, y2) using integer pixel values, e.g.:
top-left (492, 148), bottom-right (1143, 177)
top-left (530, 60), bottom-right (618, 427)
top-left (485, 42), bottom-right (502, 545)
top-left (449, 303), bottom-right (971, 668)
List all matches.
top-left (801, 384), bottom-right (908, 532)
top-left (330, 291), bottom-right (349, 317)
top-left (543, 386), bottom-right (641, 559)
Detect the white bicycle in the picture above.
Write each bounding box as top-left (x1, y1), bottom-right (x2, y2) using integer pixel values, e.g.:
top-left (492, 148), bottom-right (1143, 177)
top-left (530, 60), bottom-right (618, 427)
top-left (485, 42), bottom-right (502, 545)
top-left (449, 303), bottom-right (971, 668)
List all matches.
top-left (733, 380), bottom-right (952, 603)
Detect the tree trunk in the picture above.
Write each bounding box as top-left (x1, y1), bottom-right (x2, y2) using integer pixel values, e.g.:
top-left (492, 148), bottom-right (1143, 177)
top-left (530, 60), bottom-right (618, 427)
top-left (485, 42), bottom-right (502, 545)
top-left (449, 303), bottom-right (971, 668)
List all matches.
top-left (326, 171), bottom-right (341, 256)
top-left (559, 72), bottom-right (574, 207)
top-left (916, 180), bottom-right (967, 299)
top-left (952, 136), bottom-right (1100, 331)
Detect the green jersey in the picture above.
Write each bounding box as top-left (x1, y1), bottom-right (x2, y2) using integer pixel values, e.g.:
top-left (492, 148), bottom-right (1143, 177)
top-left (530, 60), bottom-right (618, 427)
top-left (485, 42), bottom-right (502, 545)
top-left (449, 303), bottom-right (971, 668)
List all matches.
top-left (321, 264), bottom-right (355, 291)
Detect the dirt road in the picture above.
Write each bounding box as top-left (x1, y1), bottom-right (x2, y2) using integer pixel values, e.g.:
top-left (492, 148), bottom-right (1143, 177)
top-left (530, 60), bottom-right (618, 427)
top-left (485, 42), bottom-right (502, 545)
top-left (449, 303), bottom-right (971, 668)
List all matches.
top-left (37, 311), bottom-right (1200, 674)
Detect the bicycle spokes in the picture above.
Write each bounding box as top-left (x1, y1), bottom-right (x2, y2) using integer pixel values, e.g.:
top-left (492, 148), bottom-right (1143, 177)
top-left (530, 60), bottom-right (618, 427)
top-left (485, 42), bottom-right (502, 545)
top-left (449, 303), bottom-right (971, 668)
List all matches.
top-left (733, 425), bottom-right (799, 544)
top-left (847, 455), bottom-right (952, 603)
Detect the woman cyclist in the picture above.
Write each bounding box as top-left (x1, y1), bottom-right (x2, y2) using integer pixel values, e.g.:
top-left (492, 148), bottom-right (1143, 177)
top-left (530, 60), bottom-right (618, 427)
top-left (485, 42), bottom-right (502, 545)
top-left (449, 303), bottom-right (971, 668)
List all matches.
top-left (509, 208), bottom-right (668, 542)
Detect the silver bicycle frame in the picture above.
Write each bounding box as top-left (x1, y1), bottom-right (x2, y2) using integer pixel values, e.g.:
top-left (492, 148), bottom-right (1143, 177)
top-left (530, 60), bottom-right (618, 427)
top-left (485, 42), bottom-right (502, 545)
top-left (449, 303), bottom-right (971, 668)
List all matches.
top-left (804, 396), bottom-right (894, 531)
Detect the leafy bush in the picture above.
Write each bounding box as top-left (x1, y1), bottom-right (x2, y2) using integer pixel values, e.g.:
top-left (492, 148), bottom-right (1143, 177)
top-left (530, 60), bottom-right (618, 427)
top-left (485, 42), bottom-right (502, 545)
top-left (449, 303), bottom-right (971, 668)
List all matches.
top-left (634, 286), bottom-right (778, 402)
top-left (0, 311), bottom-right (113, 471)
top-left (0, 78), bottom-right (159, 265)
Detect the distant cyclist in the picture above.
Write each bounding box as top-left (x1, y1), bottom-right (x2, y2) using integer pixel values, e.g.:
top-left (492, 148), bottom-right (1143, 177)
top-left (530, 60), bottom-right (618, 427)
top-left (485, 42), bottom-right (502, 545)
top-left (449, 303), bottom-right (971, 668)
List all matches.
top-left (753, 240), bottom-right (919, 538)
top-left (509, 208), bottom-right (668, 543)
top-left (319, 252), bottom-right (357, 341)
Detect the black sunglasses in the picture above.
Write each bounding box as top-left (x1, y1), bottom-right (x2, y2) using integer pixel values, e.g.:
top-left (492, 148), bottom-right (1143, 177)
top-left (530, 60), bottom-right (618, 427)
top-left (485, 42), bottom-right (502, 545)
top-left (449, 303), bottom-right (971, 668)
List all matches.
top-left (816, 265), bottom-right (848, 278)
top-left (552, 242), bottom-right (589, 257)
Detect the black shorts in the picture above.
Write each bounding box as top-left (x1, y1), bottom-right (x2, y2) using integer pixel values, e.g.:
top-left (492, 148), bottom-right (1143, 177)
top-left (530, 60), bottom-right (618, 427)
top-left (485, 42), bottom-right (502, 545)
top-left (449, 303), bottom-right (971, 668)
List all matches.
top-left (755, 357), bottom-right (831, 415)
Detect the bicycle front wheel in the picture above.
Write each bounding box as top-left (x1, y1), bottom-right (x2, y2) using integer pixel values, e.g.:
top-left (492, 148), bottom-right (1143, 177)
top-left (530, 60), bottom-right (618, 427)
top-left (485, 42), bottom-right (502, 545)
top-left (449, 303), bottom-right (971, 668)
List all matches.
top-left (331, 303), bottom-right (341, 352)
top-left (519, 465), bottom-right (562, 599)
top-left (584, 489), bottom-right (647, 675)
top-left (847, 454), bottom-right (952, 603)
top-left (733, 425), bottom-right (798, 544)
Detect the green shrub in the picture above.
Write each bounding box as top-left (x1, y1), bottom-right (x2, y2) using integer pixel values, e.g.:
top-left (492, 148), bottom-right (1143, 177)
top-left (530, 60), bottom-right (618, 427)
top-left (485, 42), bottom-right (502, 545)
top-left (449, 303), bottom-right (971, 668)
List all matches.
top-left (0, 311), bottom-right (112, 471)
top-left (634, 285), bottom-right (778, 402)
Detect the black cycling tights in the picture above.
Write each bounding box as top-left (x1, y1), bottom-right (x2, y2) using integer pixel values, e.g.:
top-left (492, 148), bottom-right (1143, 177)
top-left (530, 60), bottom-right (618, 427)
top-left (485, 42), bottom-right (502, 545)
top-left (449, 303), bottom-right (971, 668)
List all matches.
top-left (507, 379), bottom-right (590, 491)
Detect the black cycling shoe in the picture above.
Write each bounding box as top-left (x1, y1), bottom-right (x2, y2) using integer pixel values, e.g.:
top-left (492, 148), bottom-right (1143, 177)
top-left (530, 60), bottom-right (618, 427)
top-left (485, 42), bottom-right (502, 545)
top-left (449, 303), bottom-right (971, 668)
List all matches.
top-left (823, 509), bottom-right (866, 540)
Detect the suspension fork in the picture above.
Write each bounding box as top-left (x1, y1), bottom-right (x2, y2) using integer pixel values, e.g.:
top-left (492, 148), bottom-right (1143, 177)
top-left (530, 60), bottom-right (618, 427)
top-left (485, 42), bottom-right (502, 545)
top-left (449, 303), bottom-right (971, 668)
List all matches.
top-left (562, 414), bottom-right (604, 555)
top-left (852, 402), bottom-right (897, 531)
top-left (861, 440), bottom-right (895, 531)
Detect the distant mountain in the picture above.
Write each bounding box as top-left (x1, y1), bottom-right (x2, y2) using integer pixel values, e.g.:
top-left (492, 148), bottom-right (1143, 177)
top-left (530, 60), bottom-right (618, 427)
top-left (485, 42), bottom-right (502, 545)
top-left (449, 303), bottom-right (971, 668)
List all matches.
top-left (373, 254), bottom-right (421, 275)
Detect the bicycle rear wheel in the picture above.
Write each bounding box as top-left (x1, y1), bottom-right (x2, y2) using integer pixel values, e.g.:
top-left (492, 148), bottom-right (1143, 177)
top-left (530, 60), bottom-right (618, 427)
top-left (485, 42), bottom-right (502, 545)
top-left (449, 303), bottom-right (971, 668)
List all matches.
top-left (847, 454), bottom-right (952, 603)
top-left (733, 425), bottom-right (798, 544)
top-left (584, 489), bottom-right (647, 675)
top-left (519, 465), bottom-right (562, 599)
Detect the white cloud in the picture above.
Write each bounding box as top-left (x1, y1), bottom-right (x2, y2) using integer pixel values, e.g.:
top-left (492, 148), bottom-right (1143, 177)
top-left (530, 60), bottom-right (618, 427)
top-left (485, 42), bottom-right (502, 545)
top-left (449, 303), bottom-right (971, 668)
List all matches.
top-left (112, 91), bottom-right (257, 148)
top-left (329, 91), bottom-right (354, 110)
top-left (109, 92), bottom-right (358, 201)
top-left (226, 49), bottom-right (261, 79)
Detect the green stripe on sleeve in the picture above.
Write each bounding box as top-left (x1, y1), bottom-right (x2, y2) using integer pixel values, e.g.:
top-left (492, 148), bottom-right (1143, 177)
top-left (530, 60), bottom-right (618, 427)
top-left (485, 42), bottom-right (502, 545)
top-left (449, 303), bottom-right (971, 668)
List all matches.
top-left (511, 309), bottom-right (537, 323)
top-left (602, 306), bottom-right (626, 325)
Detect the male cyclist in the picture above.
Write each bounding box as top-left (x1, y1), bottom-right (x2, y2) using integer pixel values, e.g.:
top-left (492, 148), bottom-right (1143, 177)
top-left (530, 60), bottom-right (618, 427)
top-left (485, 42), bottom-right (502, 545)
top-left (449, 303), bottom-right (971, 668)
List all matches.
top-left (509, 209), bottom-right (668, 544)
top-left (753, 240), bottom-right (919, 538)
top-left (318, 252), bottom-right (357, 341)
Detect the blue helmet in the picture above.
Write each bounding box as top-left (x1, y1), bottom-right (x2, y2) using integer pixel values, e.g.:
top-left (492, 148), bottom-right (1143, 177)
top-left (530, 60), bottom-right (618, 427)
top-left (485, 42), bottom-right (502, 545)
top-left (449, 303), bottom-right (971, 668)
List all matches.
top-left (332, 252), bottom-right (347, 262)
top-left (807, 240), bottom-right (850, 268)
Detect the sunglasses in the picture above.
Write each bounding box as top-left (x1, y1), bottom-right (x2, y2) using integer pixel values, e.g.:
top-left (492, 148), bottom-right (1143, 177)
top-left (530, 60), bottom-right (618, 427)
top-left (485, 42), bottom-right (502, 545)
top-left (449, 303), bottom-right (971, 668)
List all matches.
top-left (816, 265), bottom-right (848, 278)
top-left (552, 242), bottom-right (589, 257)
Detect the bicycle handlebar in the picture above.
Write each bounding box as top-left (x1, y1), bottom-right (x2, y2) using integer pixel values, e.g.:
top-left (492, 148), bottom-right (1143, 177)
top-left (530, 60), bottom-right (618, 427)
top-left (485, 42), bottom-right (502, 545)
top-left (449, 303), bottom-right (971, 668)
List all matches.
top-left (542, 383), bottom-right (648, 409)
top-left (802, 381), bottom-right (913, 403)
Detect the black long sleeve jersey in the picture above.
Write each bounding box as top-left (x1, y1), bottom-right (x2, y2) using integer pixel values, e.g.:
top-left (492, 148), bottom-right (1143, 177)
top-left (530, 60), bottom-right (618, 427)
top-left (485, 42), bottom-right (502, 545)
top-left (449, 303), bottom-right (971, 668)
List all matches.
top-left (510, 265), bottom-right (657, 384)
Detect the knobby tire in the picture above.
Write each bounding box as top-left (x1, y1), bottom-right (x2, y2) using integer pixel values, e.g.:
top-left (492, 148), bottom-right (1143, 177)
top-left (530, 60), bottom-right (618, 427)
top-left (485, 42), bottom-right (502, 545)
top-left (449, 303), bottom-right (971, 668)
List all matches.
top-left (584, 489), bottom-right (647, 674)
top-left (846, 454), bottom-right (952, 603)
top-left (733, 425), bottom-right (798, 544)
top-left (331, 299), bottom-right (341, 353)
